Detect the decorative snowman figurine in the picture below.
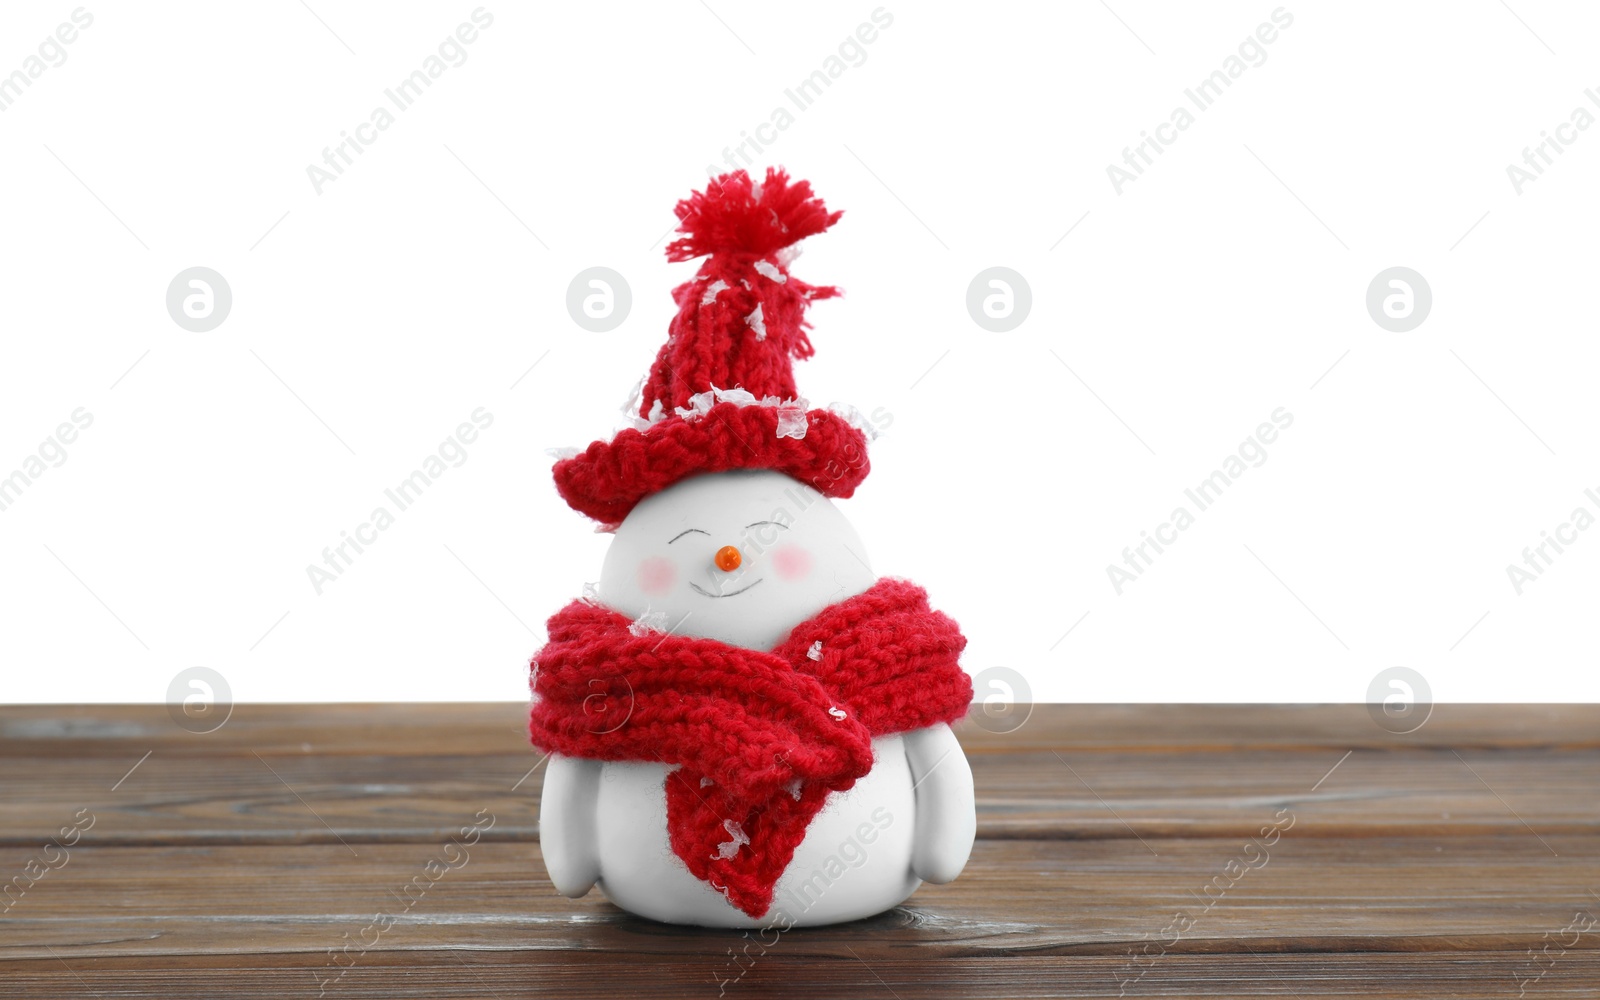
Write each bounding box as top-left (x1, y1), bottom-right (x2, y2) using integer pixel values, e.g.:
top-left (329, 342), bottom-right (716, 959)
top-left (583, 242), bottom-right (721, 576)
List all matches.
top-left (530, 169), bottom-right (975, 928)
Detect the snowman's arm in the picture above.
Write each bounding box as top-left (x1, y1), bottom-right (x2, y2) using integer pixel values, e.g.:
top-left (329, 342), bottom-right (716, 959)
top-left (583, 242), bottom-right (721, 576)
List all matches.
top-left (538, 753), bottom-right (603, 897)
top-left (903, 722), bottom-right (977, 884)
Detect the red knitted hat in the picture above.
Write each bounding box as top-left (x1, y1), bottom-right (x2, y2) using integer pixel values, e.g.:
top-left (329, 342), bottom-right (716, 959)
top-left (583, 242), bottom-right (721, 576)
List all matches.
top-left (552, 168), bottom-right (872, 524)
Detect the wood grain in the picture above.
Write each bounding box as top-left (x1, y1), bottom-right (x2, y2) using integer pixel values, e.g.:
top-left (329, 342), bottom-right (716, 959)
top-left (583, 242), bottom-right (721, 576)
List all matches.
top-left (2, 745), bottom-right (1594, 845)
top-left (0, 704), bottom-right (1594, 998)
top-left (0, 837), bottom-right (1594, 958)
top-left (3, 951), bottom-right (1597, 1000)
top-left (4, 703), bottom-right (1598, 757)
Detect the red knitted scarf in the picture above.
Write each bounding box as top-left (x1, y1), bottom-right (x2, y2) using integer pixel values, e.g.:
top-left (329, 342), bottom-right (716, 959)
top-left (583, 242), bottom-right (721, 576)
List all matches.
top-left (528, 578), bottom-right (971, 918)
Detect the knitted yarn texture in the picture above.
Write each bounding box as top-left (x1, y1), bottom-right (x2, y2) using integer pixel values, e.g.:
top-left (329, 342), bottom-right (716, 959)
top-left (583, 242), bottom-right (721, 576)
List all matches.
top-left (528, 578), bottom-right (972, 918)
top-left (552, 168), bottom-right (872, 524)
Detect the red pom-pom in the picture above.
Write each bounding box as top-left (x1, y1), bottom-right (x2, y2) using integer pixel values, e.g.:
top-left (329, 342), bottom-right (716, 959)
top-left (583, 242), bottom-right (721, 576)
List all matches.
top-left (666, 168), bottom-right (842, 262)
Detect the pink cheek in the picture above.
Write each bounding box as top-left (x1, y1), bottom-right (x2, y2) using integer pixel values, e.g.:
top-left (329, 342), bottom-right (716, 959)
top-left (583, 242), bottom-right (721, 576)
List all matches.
top-left (636, 557), bottom-right (677, 595)
top-left (772, 544), bottom-right (813, 581)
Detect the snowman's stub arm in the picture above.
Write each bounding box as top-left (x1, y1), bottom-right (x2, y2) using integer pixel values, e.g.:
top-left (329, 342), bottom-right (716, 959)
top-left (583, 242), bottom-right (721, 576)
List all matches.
top-left (538, 753), bottom-right (603, 897)
top-left (903, 722), bottom-right (977, 884)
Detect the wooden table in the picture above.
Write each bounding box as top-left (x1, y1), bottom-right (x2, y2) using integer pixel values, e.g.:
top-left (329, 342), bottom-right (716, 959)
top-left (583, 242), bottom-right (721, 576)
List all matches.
top-left (1, 704), bottom-right (1595, 997)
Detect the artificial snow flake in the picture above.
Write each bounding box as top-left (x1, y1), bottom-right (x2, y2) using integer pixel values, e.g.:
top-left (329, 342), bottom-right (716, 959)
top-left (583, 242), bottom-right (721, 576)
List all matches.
top-left (619, 375), bottom-right (645, 418)
top-left (628, 610), bottom-right (669, 636)
top-left (546, 446), bottom-right (581, 460)
top-left (806, 640), bottom-right (824, 661)
top-left (714, 819), bottom-right (750, 860)
top-left (786, 778), bottom-right (803, 801)
top-left (673, 386), bottom-right (810, 434)
top-left (775, 402), bottom-right (808, 440)
top-left (746, 303), bottom-right (766, 341)
top-left (674, 390), bottom-right (718, 421)
top-left (701, 279), bottom-right (730, 305)
top-left (624, 397), bottom-right (669, 432)
top-left (581, 582), bottom-right (601, 602)
top-left (828, 706), bottom-right (847, 721)
top-left (700, 776), bottom-right (715, 789)
top-left (752, 260), bottom-right (786, 284)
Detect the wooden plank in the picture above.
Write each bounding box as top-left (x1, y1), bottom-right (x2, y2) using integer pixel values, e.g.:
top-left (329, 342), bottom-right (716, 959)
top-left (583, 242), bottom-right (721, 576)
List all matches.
top-left (1, 837), bottom-right (1593, 961)
top-left (4, 704), bottom-right (1599, 759)
top-left (2, 745), bottom-right (1594, 846)
top-left (973, 745), bottom-right (1600, 839)
top-left (1, 704), bottom-right (1590, 999)
top-left (0, 752), bottom-right (540, 846)
top-left (3, 950), bottom-right (1598, 999)
top-left (961, 702), bottom-right (1600, 752)
top-left (0, 703), bottom-right (533, 759)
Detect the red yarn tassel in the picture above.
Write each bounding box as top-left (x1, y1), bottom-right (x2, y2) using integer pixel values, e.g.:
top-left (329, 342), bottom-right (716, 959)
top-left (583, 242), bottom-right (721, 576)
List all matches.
top-left (667, 168), bottom-right (842, 262)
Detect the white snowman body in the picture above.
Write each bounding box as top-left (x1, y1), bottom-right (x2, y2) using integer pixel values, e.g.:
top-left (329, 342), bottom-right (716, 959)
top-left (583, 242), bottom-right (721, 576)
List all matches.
top-left (538, 469), bottom-right (976, 927)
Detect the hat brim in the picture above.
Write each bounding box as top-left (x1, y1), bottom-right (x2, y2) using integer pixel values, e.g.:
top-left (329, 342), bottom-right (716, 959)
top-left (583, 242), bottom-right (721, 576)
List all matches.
top-left (552, 401), bottom-right (871, 523)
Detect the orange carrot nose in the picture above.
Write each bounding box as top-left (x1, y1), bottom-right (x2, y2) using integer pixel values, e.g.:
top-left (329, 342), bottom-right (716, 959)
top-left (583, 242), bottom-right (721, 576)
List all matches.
top-left (714, 545), bottom-right (742, 572)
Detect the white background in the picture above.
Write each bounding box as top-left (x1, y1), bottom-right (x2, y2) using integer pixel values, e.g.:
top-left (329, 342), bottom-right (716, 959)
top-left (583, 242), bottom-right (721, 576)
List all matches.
top-left (1, 1), bottom-right (1596, 704)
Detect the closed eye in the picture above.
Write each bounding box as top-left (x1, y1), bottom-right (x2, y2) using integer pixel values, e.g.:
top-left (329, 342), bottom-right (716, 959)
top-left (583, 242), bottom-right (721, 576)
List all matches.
top-left (745, 521), bottom-right (788, 530)
top-left (668, 528), bottom-right (711, 544)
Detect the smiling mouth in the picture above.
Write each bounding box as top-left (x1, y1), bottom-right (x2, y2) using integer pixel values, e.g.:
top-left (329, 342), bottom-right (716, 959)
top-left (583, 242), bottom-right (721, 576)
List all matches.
top-left (689, 578), bottom-right (764, 599)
